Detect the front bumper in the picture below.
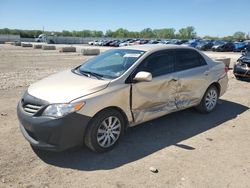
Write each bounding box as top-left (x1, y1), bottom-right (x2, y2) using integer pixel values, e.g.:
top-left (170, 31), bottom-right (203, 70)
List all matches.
top-left (17, 102), bottom-right (91, 151)
top-left (233, 65), bottom-right (250, 78)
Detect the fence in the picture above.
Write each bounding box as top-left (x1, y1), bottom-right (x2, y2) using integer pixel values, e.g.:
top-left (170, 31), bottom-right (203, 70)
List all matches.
top-left (0, 34), bottom-right (20, 42)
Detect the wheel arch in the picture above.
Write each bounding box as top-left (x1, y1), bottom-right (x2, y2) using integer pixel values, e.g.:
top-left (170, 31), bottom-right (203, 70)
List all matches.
top-left (209, 82), bottom-right (221, 96)
top-left (84, 106), bottom-right (129, 137)
top-left (100, 106), bottom-right (129, 127)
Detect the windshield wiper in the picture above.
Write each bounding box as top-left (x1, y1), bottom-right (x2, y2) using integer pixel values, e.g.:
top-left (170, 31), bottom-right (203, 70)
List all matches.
top-left (79, 70), bottom-right (103, 80)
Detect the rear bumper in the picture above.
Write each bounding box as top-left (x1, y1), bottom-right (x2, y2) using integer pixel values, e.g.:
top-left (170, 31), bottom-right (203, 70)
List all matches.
top-left (218, 74), bottom-right (229, 97)
top-left (17, 102), bottom-right (91, 151)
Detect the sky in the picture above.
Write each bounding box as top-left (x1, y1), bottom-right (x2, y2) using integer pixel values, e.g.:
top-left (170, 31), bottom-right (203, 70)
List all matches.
top-left (0, 0), bottom-right (249, 37)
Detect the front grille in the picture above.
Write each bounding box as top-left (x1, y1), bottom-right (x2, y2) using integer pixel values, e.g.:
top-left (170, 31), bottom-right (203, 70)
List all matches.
top-left (21, 92), bottom-right (48, 115)
top-left (23, 103), bottom-right (42, 115)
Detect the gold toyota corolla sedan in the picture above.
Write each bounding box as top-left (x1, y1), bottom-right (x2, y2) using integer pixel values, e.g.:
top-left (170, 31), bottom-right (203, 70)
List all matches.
top-left (17, 45), bottom-right (228, 152)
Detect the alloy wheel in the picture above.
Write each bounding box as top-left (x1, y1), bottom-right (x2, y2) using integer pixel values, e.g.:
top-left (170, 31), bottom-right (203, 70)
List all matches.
top-left (97, 116), bottom-right (121, 148)
top-left (205, 89), bottom-right (218, 111)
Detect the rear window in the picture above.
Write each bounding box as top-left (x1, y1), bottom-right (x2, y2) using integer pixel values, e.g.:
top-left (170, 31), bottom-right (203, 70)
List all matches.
top-left (175, 50), bottom-right (207, 71)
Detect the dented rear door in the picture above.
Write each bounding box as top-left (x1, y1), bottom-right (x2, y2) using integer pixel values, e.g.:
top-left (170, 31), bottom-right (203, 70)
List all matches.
top-left (174, 49), bottom-right (210, 109)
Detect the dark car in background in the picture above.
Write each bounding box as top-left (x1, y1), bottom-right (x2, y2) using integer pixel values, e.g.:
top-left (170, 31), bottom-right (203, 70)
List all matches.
top-left (181, 39), bottom-right (200, 48)
top-left (196, 41), bottom-right (214, 51)
top-left (139, 39), bottom-right (149, 44)
top-left (109, 40), bottom-right (122, 47)
top-left (234, 51), bottom-right (250, 79)
top-left (148, 40), bottom-right (160, 44)
top-left (211, 41), bottom-right (225, 51)
top-left (103, 40), bottom-right (115, 46)
top-left (212, 41), bottom-right (235, 52)
top-left (174, 39), bottom-right (188, 45)
top-left (88, 39), bottom-right (250, 52)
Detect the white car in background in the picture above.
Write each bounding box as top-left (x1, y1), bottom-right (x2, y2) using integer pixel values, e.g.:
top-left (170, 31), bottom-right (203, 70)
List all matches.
top-left (88, 40), bottom-right (98, 45)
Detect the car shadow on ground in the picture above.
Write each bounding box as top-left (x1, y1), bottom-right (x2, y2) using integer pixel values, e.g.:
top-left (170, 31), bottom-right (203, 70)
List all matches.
top-left (238, 78), bottom-right (250, 82)
top-left (34, 99), bottom-right (249, 171)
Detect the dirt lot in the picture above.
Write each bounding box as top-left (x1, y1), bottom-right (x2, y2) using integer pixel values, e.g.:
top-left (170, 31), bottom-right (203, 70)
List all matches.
top-left (0, 44), bottom-right (250, 188)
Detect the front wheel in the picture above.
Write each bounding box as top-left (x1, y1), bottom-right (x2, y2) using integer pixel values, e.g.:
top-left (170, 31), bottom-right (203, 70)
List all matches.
top-left (84, 109), bottom-right (125, 152)
top-left (196, 86), bottom-right (219, 113)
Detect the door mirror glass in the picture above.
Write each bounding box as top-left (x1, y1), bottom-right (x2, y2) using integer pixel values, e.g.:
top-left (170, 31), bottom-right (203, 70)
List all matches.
top-left (133, 71), bottom-right (152, 82)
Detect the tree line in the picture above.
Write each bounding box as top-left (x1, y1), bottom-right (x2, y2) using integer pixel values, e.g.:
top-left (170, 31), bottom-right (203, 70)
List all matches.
top-left (0, 27), bottom-right (249, 41)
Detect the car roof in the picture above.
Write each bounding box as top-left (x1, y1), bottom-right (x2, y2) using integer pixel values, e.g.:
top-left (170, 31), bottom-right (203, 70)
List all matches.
top-left (119, 44), bottom-right (196, 52)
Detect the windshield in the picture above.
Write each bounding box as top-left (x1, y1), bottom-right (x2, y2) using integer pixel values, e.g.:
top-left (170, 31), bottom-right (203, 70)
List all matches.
top-left (78, 49), bottom-right (145, 79)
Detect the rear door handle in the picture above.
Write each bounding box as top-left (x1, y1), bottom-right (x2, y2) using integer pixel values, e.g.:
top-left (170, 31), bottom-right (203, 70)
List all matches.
top-left (204, 70), bottom-right (210, 75)
top-left (171, 77), bottom-right (179, 81)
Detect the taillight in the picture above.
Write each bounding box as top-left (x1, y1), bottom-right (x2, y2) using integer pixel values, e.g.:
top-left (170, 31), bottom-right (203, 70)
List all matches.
top-left (224, 66), bottom-right (229, 73)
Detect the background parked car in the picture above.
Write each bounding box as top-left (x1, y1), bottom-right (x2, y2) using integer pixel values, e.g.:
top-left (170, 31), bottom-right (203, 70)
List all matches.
top-left (102, 40), bottom-right (113, 46)
top-left (139, 39), bottom-right (149, 44)
top-left (233, 50), bottom-right (250, 79)
top-left (211, 41), bottom-right (225, 51)
top-left (119, 39), bottom-right (137, 47)
top-left (196, 41), bottom-right (214, 51)
top-left (181, 39), bottom-right (199, 48)
top-left (88, 40), bottom-right (98, 45)
top-left (233, 42), bottom-right (247, 52)
top-left (147, 40), bottom-right (157, 44)
top-left (87, 39), bottom-right (250, 51)
top-left (108, 40), bottom-right (121, 47)
top-left (212, 41), bottom-right (235, 52)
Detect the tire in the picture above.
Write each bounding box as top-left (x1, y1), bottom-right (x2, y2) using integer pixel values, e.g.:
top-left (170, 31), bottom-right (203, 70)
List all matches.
top-left (196, 85), bottom-right (219, 113)
top-left (84, 109), bottom-right (125, 152)
top-left (49, 40), bottom-right (55, 44)
top-left (235, 75), bottom-right (242, 80)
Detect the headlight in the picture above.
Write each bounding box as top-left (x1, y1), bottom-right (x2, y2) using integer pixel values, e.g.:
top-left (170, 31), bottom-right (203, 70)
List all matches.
top-left (42, 102), bottom-right (85, 118)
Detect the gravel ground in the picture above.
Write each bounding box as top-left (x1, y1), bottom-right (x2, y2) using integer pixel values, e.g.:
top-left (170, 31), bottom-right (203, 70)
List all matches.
top-left (0, 44), bottom-right (249, 188)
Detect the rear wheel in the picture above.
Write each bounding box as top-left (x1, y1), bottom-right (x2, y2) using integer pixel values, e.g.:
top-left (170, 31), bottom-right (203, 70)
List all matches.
top-left (84, 109), bottom-right (125, 152)
top-left (196, 86), bottom-right (219, 113)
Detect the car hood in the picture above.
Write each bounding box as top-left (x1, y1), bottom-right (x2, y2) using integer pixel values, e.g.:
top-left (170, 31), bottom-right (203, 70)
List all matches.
top-left (28, 69), bottom-right (110, 103)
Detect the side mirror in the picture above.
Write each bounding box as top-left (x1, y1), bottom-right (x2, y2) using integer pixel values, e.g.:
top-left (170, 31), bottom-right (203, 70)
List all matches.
top-left (133, 71), bottom-right (152, 82)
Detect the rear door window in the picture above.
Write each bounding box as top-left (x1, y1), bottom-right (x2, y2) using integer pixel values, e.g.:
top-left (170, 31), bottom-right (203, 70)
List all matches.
top-left (175, 50), bottom-right (207, 71)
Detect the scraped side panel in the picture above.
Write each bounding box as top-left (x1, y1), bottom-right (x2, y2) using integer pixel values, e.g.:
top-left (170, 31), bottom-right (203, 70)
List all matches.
top-left (175, 65), bottom-right (211, 110)
top-left (131, 75), bottom-right (179, 124)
